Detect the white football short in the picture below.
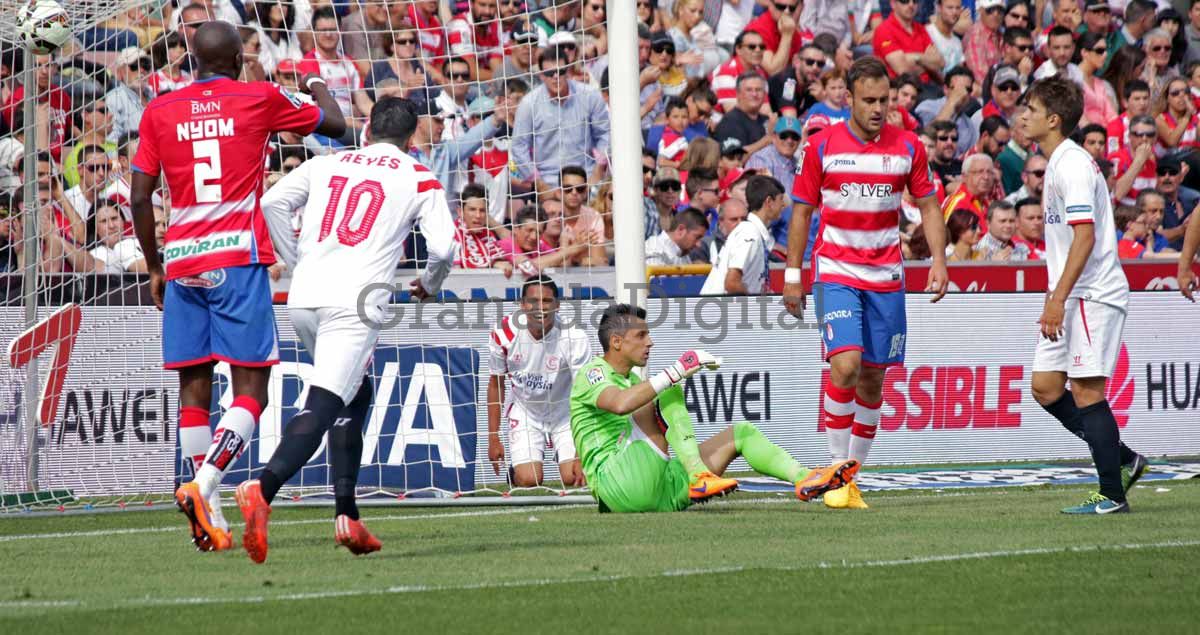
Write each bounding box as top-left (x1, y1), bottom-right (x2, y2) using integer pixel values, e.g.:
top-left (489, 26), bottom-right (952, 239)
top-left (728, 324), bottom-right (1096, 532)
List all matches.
top-left (1032, 298), bottom-right (1126, 379)
top-left (289, 306), bottom-right (378, 403)
top-left (505, 400), bottom-right (577, 466)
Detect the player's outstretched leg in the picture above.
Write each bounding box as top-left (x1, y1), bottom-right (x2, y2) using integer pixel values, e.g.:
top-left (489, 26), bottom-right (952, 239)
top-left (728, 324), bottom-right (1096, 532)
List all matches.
top-left (728, 422), bottom-right (860, 501)
top-left (329, 380), bottom-right (381, 555)
top-left (237, 386), bottom-right (346, 563)
top-left (1039, 390), bottom-right (1148, 495)
top-left (657, 386), bottom-right (738, 502)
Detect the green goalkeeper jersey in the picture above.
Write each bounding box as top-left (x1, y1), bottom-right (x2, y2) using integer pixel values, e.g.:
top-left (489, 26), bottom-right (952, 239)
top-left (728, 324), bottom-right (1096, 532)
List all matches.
top-left (570, 357), bottom-right (639, 482)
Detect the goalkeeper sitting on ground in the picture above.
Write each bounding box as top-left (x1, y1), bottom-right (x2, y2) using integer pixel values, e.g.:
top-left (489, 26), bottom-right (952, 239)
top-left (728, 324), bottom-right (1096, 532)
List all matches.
top-left (570, 304), bottom-right (859, 512)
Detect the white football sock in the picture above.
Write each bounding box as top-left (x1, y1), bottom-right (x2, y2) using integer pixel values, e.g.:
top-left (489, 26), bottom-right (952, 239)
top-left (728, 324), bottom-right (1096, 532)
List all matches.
top-left (848, 397), bottom-right (882, 465)
top-left (195, 400), bottom-right (259, 498)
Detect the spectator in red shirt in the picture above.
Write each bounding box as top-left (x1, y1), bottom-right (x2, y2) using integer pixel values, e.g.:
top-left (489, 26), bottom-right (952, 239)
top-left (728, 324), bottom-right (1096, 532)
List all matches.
top-left (1110, 114), bottom-right (1159, 207)
top-left (658, 98), bottom-right (691, 168)
top-left (455, 184), bottom-right (513, 275)
top-left (711, 30), bottom-right (767, 115)
top-left (409, 0), bottom-right (447, 61)
top-left (2, 54), bottom-right (72, 163)
top-left (942, 154), bottom-right (994, 233)
top-left (447, 0), bottom-right (505, 81)
top-left (964, 0), bottom-right (1005, 84)
top-left (1106, 79), bottom-right (1152, 155)
top-left (873, 0), bottom-right (943, 82)
top-left (745, 0), bottom-right (813, 75)
top-left (1155, 77), bottom-right (1200, 151)
top-left (1114, 205), bottom-right (1149, 259)
top-left (1012, 197), bottom-right (1046, 259)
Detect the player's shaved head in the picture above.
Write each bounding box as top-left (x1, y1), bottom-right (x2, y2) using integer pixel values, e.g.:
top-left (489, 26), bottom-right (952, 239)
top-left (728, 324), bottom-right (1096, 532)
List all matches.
top-left (193, 21), bottom-right (244, 79)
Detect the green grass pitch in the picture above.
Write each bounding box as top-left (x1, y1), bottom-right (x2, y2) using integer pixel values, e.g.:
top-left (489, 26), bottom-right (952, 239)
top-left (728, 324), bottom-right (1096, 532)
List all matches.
top-left (2, 482), bottom-right (1198, 634)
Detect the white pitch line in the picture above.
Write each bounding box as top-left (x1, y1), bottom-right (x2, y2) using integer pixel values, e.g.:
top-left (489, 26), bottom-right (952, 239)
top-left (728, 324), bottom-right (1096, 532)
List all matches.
top-left (0, 486), bottom-right (1093, 544)
top-left (1, 539), bottom-right (1196, 613)
top-left (0, 505), bottom-right (587, 544)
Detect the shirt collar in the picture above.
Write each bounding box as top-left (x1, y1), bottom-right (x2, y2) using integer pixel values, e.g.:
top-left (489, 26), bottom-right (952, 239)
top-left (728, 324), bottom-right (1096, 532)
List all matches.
top-left (747, 213), bottom-right (774, 247)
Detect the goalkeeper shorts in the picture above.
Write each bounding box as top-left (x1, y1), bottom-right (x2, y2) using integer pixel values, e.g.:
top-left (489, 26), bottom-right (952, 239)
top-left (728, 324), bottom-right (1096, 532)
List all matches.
top-left (591, 425), bottom-right (690, 513)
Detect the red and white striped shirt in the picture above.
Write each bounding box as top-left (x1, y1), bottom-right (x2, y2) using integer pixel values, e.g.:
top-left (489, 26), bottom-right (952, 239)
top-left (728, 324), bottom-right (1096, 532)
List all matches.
top-left (300, 50), bottom-right (363, 119)
top-left (146, 69), bottom-right (193, 97)
top-left (454, 220), bottom-right (504, 268)
top-left (1107, 147), bottom-right (1157, 207)
top-left (658, 127), bottom-right (688, 163)
top-left (1106, 113), bottom-right (1130, 156)
top-left (408, 4), bottom-right (446, 60)
top-left (132, 77), bottom-right (323, 280)
top-left (709, 56), bottom-right (763, 115)
top-left (792, 123), bottom-right (936, 292)
top-left (1161, 111), bottom-right (1200, 150)
top-left (446, 12), bottom-right (503, 67)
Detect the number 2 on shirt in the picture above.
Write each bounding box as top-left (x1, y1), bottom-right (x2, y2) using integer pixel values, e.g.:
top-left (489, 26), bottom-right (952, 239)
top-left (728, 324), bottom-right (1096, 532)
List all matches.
top-left (192, 140), bottom-right (222, 203)
top-left (319, 176), bottom-right (386, 246)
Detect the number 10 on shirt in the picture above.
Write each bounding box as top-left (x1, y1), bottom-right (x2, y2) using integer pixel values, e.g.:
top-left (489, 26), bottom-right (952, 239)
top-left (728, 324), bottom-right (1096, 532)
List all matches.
top-left (320, 176), bottom-right (386, 247)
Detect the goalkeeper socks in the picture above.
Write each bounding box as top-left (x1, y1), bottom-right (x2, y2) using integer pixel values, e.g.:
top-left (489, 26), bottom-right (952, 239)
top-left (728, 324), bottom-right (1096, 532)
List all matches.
top-left (195, 396), bottom-right (262, 498)
top-left (331, 379), bottom-right (372, 521)
top-left (733, 422), bottom-right (804, 483)
top-left (656, 385), bottom-right (708, 476)
top-left (848, 395), bottom-right (881, 464)
top-left (260, 386), bottom-right (346, 504)
top-left (823, 381), bottom-right (855, 461)
top-left (179, 406), bottom-right (211, 476)
top-left (1042, 391), bottom-right (1137, 464)
top-left (1079, 399), bottom-right (1125, 502)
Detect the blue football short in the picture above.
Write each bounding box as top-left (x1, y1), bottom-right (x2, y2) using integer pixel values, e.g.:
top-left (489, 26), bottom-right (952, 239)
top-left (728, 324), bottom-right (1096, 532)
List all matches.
top-left (814, 281), bottom-right (907, 367)
top-left (162, 265), bottom-right (279, 369)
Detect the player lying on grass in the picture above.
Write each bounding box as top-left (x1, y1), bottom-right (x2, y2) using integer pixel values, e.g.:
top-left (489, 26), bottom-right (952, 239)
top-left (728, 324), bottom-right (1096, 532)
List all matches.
top-left (569, 303), bottom-right (859, 513)
top-left (233, 96), bottom-right (456, 563)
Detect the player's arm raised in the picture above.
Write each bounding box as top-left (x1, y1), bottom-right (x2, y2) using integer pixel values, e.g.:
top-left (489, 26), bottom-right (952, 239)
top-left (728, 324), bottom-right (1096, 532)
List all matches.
top-left (595, 351), bottom-right (721, 415)
top-left (1178, 202), bottom-right (1200, 301)
top-left (301, 74), bottom-right (347, 140)
top-left (260, 160), bottom-right (314, 270)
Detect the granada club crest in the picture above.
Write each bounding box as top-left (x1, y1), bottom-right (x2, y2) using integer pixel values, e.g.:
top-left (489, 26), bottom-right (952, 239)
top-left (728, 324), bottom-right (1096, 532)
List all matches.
top-left (1106, 343), bottom-right (1134, 428)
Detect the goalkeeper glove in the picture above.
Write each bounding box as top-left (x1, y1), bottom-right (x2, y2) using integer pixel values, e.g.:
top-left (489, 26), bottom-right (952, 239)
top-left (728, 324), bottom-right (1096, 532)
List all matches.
top-left (649, 350), bottom-right (722, 394)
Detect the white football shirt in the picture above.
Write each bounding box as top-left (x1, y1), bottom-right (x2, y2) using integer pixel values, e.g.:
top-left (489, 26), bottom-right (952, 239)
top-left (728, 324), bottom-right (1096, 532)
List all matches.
top-left (1042, 139), bottom-right (1130, 310)
top-left (261, 143), bottom-right (457, 309)
top-left (701, 213), bottom-right (775, 295)
top-left (488, 313), bottom-right (592, 424)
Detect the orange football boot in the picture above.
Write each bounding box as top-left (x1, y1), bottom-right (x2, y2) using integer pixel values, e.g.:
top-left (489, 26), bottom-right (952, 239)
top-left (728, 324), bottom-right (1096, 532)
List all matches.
top-left (795, 459), bottom-right (861, 501)
top-left (335, 515), bottom-right (382, 556)
top-left (235, 480), bottom-right (272, 564)
top-left (175, 482), bottom-right (232, 552)
top-left (688, 471), bottom-right (739, 503)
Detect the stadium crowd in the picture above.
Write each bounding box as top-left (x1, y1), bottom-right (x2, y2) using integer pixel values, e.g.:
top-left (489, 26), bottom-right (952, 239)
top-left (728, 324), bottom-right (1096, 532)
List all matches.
top-left (2, 0), bottom-right (1200, 282)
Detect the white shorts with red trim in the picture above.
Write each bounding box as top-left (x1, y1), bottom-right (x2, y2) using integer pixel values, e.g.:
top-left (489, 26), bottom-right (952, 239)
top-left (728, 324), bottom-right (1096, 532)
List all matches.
top-left (289, 306), bottom-right (377, 404)
top-left (506, 400), bottom-right (576, 467)
top-left (1032, 298), bottom-right (1126, 379)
